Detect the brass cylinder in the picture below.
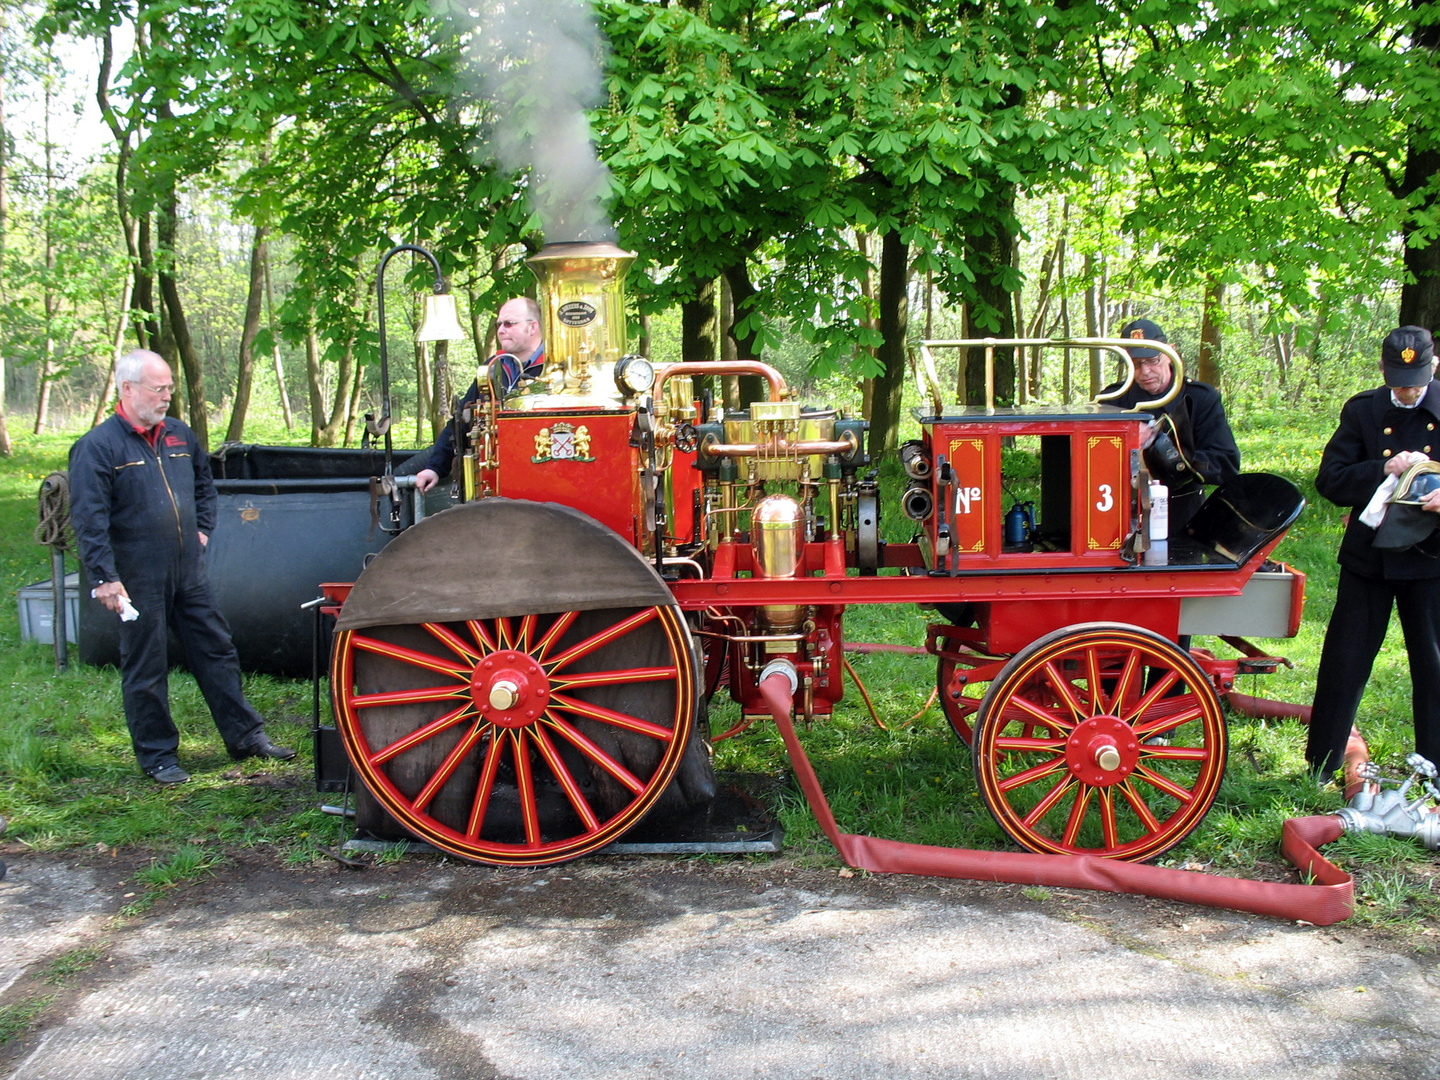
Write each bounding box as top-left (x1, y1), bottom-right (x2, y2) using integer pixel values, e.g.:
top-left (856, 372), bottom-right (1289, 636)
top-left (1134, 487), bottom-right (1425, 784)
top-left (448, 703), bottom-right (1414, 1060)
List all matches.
top-left (526, 242), bottom-right (636, 394)
top-left (753, 494), bottom-right (805, 631)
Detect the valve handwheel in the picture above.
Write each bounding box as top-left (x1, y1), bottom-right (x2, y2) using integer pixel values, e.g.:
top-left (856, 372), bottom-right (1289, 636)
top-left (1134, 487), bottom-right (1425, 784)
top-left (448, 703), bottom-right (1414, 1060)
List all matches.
top-left (971, 623), bottom-right (1227, 861)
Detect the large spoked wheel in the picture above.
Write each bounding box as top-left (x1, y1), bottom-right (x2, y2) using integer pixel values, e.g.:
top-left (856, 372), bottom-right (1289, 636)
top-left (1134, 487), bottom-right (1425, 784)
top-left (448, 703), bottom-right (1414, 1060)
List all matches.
top-left (972, 623), bottom-right (1227, 861)
top-left (333, 604), bottom-right (696, 865)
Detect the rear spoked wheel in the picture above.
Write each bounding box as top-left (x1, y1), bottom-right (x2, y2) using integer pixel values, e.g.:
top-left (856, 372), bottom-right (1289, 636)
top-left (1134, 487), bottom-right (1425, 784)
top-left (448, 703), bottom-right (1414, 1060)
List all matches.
top-left (972, 623), bottom-right (1226, 861)
top-left (332, 603), bottom-right (696, 865)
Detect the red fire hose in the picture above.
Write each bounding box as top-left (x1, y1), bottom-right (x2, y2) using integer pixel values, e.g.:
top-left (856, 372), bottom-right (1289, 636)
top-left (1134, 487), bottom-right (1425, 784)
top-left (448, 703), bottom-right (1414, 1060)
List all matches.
top-left (1224, 692), bottom-right (1371, 800)
top-left (758, 671), bottom-right (1355, 925)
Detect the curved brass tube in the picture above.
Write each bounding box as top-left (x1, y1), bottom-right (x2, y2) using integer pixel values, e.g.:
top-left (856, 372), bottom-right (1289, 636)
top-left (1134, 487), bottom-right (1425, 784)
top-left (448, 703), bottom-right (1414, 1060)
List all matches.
top-left (914, 337), bottom-right (1185, 413)
top-left (1077, 337), bottom-right (1185, 411)
top-left (655, 360), bottom-right (789, 403)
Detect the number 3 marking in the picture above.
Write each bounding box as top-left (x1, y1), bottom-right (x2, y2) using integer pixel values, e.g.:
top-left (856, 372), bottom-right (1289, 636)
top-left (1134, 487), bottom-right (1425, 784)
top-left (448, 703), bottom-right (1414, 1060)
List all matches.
top-left (1095, 484), bottom-right (1113, 512)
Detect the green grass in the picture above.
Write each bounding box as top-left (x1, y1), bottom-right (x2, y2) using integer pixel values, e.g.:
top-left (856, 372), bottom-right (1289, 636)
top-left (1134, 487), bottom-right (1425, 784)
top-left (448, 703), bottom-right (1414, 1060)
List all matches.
top-left (0, 996), bottom-right (55, 1046)
top-left (43, 944), bottom-right (108, 986)
top-left (0, 405), bottom-right (1436, 928)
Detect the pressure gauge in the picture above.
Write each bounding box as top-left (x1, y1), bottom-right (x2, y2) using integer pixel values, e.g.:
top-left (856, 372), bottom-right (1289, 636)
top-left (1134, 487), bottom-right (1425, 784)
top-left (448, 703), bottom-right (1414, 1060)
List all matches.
top-left (614, 354), bottom-right (656, 396)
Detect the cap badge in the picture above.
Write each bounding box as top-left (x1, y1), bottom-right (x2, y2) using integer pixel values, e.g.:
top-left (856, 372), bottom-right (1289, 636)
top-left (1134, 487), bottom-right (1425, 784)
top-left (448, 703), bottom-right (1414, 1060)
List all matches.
top-left (1130, 329), bottom-right (1144, 339)
top-left (1403, 347), bottom-right (1416, 362)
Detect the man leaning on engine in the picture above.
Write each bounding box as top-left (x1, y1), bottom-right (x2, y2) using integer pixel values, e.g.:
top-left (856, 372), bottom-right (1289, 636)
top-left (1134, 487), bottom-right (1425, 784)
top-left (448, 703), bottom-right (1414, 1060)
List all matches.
top-left (1307, 325), bottom-right (1440, 781)
top-left (414, 296), bottom-right (546, 494)
top-left (68, 349), bottom-right (294, 785)
top-left (1101, 318), bottom-right (1241, 533)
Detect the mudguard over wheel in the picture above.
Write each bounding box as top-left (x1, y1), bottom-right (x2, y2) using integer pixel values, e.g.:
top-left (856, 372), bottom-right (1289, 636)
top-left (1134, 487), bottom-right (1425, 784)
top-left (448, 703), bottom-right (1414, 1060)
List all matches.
top-left (972, 623), bottom-right (1227, 861)
top-left (330, 499), bottom-right (706, 865)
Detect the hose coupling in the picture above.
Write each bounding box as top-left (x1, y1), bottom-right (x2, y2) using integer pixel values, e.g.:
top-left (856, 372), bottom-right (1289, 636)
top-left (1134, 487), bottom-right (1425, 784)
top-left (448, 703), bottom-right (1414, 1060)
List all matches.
top-left (1336, 753), bottom-right (1440, 849)
top-left (759, 658), bottom-right (799, 698)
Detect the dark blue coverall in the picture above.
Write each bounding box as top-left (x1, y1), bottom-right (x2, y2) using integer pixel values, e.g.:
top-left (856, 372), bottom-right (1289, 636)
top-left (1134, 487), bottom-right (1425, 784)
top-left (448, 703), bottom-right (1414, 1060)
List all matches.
top-left (69, 410), bottom-right (264, 775)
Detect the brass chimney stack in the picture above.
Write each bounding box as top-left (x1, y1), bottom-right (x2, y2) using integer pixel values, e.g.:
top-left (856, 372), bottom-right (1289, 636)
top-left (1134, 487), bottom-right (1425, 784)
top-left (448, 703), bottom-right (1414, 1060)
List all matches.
top-left (526, 241), bottom-right (636, 395)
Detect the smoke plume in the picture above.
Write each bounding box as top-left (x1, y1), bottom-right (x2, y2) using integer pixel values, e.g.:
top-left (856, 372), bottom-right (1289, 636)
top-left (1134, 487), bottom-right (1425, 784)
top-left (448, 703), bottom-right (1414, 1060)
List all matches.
top-left (461, 0), bottom-right (617, 243)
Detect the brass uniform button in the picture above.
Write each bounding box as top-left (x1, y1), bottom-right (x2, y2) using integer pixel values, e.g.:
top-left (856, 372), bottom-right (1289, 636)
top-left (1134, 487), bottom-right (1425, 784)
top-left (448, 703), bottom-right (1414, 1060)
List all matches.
top-left (1427, 446), bottom-right (1433, 453)
top-left (1383, 449), bottom-right (1392, 457)
top-left (1384, 427), bottom-right (1394, 435)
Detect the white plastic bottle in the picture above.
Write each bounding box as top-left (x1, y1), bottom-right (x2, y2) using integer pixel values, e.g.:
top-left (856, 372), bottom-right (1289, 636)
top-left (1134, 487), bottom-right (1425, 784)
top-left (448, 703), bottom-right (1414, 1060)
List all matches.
top-left (1148, 481), bottom-right (1169, 541)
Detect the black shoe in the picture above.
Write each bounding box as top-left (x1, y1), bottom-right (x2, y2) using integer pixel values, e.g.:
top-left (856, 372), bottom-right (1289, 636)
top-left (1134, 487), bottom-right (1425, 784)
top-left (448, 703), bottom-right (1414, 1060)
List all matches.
top-left (229, 734), bottom-right (296, 762)
top-left (147, 764), bottom-right (191, 785)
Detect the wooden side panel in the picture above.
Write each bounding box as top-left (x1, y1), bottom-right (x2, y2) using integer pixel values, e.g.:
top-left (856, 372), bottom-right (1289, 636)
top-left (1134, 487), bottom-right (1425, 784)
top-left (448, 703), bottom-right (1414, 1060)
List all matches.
top-left (1082, 434), bottom-right (1126, 552)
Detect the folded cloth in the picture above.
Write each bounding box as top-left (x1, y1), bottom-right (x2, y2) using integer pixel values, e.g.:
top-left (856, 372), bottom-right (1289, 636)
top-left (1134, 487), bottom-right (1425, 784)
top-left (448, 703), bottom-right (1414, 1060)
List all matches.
top-left (1360, 474), bottom-right (1399, 529)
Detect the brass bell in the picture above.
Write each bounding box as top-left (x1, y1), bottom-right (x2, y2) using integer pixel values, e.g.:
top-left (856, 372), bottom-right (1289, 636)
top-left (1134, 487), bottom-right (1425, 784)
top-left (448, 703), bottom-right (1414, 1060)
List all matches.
top-left (416, 293), bottom-right (468, 342)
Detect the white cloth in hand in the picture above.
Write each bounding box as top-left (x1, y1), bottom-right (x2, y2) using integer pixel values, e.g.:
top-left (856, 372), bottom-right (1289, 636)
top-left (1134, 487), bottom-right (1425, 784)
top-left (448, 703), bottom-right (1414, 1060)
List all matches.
top-left (1360, 475), bottom-right (1400, 529)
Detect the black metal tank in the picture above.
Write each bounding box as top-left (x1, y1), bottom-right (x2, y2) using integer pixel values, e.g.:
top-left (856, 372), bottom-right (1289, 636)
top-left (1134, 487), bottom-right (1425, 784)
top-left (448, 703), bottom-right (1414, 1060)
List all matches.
top-left (78, 444), bottom-right (436, 677)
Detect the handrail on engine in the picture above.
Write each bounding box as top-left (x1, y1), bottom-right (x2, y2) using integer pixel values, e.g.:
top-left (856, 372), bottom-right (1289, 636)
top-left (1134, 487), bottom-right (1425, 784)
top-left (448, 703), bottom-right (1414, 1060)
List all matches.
top-left (913, 337), bottom-right (1184, 415)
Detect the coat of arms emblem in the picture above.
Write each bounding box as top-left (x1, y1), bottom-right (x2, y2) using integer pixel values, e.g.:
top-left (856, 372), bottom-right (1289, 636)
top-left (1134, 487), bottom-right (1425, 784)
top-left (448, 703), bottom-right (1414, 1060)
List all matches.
top-left (532, 422), bottom-right (595, 463)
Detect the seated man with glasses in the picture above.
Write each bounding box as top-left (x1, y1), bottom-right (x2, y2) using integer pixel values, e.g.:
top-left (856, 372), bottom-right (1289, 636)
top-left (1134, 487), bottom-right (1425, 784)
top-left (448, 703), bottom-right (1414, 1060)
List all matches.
top-left (1100, 318), bottom-right (1241, 532)
top-left (414, 296), bottom-right (545, 494)
top-left (68, 349), bottom-right (294, 784)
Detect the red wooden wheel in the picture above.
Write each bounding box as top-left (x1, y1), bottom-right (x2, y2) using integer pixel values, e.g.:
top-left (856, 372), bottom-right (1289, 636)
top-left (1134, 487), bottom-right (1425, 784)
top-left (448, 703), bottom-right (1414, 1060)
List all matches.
top-left (972, 623), bottom-right (1227, 861)
top-left (332, 604), bottom-right (696, 865)
top-left (937, 653), bottom-right (1008, 746)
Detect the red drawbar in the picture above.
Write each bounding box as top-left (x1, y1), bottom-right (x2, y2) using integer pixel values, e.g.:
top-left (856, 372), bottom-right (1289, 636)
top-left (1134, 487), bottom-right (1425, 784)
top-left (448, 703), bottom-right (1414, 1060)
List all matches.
top-left (757, 673), bottom-right (1354, 926)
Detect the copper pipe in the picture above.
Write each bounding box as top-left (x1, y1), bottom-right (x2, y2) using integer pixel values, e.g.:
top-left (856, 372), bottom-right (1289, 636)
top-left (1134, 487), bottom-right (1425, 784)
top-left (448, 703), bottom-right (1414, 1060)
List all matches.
top-left (702, 431), bottom-right (859, 459)
top-left (656, 361), bottom-right (789, 402)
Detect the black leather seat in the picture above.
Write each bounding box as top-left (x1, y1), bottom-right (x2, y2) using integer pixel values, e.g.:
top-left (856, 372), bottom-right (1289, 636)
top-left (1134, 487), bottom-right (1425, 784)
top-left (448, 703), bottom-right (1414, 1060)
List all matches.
top-left (1181, 473), bottom-right (1306, 566)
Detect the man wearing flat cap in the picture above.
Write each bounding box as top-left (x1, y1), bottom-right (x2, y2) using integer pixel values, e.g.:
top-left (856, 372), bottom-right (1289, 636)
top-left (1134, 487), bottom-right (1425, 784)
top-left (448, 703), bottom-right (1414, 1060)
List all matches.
top-left (1307, 325), bottom-right (1440, 779)
top-left (1101, 318), bottom-right (1241, 532)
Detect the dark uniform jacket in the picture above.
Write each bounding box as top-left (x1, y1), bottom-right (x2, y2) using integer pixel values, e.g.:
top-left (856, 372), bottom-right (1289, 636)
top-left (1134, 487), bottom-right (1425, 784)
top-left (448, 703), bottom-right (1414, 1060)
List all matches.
top-left (1100, 375), bottom-right (1241, 508)
top-left (420, 346), bottom-right (545, 480)
top-left (1317, 379), bottom-right (1440, 580)
top-left (69, 411), bottom-right (215, 589)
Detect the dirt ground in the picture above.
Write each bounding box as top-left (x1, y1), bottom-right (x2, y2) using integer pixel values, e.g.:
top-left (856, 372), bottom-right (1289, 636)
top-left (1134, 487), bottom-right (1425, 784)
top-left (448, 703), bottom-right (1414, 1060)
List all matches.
top-left (3, 843), bottom-right (1439, 1080)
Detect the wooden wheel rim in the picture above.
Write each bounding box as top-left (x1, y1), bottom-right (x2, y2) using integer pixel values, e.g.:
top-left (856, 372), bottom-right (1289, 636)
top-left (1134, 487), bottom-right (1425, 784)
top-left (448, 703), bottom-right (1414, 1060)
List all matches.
top-left (972, 623), bottom-right (1227, 861)
top-left (332, 604), bottom-right (696, 865)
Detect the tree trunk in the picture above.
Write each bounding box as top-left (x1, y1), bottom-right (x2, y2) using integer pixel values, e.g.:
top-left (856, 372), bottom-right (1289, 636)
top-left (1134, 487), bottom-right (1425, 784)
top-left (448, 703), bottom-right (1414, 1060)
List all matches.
top-left (718, 272), bottom-right (739, 410)
top-left (867, 227), bottom-right (909, 460)
top-left (856, 229), bottom-right (878, 417)
top-left (1398, 0), bottom-right (1440, 327)
top-left (262, 246), bottom-right (293, 429)
top-left (93, 276), bottom-right (133, 427)
top-left (415, 337), bottom-right (433, 445)
top-left (344, 358), bottom-right (365, 447)
top-left (306, 309), bottom-right (325, 446)
top-left (34, 69), bottom-right (56, 435)
top-left (0, 32), bottom-right (11, 455)
top-left (681, 280), bottom-right (717, 403)
top-left (722, 259), bottom-right (765, 406)
top-left (135, 214), bottom-right (160, 352)
top-left (97, 26), bottom-right (158, 354)
top-left (682, 279), bottom-right (718, 364)
top-left (1197, 277), bottom-right (1225, 387)
top-left (1057, 235), bottom-right (1071, 403)
top-left (225, 225), bottom-right (269, 444)
top-left (318, 336), bottom-right (356, 448)
top-left (156, 183), bottom-right (206, 447)
top-left (1023, 238), bottom-right (1059, 403)
top-left (1084, 253), bottom-right (1102, 397)
top-left (964, 202), bottom-right (1019, 407)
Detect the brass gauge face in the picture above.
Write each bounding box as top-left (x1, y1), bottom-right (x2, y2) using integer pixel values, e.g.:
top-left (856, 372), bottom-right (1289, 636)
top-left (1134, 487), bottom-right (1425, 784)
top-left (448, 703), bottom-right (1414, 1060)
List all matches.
top-left (615, 355), bottom-right (656, 396)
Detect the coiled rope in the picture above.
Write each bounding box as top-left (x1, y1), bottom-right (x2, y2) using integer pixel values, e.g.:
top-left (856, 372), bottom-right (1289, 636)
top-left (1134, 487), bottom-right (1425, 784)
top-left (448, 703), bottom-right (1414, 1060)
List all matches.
top-left (35, 471), bottom-right (74, 551)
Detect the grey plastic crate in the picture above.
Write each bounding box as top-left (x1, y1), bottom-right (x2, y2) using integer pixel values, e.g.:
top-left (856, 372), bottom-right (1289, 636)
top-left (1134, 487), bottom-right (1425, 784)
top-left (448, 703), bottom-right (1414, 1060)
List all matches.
top-left (18, 572), bottom-right (80, 645)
